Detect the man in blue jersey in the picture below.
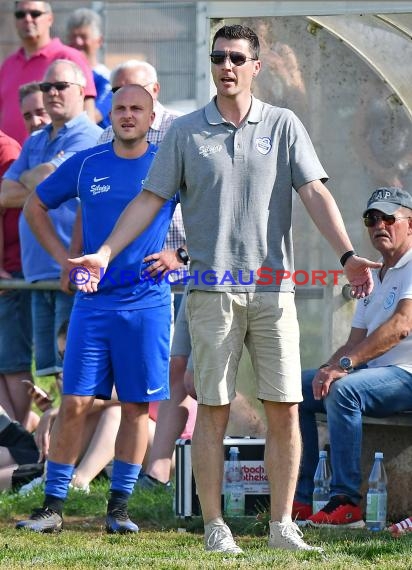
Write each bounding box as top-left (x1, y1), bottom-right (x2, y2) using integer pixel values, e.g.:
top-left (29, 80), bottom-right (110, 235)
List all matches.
top-left (16, 84), bottom-right (177, 533)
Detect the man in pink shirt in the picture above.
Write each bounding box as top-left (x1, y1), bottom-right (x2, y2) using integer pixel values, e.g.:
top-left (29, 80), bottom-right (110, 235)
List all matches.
top-left (0, 1), bottom-right (96, 145)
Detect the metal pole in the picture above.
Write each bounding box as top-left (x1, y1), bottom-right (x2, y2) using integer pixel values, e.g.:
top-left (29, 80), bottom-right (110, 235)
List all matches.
top-left (0, 278), bottom-right (328, 298)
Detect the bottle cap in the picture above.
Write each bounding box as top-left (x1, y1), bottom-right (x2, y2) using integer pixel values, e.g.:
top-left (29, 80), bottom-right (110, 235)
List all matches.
top-left (319, 450), bottom-right (327, 458)
top-left (229, 447), bottom-right (239, 454)
top-left (374, 451), bottom-right (383, 459)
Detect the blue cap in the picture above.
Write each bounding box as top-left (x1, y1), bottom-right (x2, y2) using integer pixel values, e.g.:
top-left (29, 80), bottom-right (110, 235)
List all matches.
top-left (363, 187), bottom-right (412, 216)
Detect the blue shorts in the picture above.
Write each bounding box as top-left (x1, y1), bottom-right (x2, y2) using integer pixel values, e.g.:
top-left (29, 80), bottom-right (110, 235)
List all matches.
top-left (63, 303), bottom-right (171, 402)
top-left (32, 290), bottom-right (74, 376)
top-left (0, 272), bottom-right (32, 373)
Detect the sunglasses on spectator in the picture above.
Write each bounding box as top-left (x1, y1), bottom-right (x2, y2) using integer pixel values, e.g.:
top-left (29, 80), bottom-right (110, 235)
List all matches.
top-left (363, 213), bottom-right (411, 227)
top-left (111, 82), bottom-right (154, 94)
top-left (210, 51), bottom-right (258, 66)
top-left (39, 82), bottom-right (82, 93)
top-left (14, 10), bottom-right (47, 19)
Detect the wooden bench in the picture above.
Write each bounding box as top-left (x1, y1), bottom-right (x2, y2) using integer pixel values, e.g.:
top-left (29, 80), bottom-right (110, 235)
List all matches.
top-left (315, 412), bottom-right (412, 520)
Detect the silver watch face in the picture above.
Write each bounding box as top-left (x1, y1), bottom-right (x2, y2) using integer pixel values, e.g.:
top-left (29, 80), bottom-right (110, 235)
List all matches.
top-left (339, 356), bottom-right (352, 370)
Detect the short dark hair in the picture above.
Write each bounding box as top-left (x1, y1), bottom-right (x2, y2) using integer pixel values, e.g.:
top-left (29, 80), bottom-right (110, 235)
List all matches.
top-left (212, 25), bottom-right (260, 59)
top-left (18, 81), bottom-right (42, 104)
top-left (112, 83), bottom-right (154, 112)
top-left (66, 7), bottom-right (102, 37)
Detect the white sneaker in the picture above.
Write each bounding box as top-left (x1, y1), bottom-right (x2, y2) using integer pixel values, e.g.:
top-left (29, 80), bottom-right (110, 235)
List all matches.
top-left (269, 521), bottom-right (324, 552)
top-left (204, 519), bottom-right (243, 554)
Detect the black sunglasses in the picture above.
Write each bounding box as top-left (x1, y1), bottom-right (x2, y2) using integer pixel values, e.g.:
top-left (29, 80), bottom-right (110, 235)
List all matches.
top-left (363, 213), bottom-right (411, 228)
top-left (210, 51), bottom-right (257, 67)
top-left (39, 81), bottom-right (82, 93)
top-left (14, 10), bottom-right (47, 19)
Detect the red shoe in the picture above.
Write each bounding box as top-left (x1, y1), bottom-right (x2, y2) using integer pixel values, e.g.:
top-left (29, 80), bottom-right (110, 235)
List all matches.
top-left (307, 495), bottom-right (365, 528)
top-left (292, 501), bottom-right (312, 521)
top-left (388, 516), bottom-right (412, 537)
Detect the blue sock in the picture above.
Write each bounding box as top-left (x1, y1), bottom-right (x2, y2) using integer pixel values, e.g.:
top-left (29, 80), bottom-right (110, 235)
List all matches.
top-left (44, 460), bottom-right (75, 500)
top-left (110, 459), bottom-right (141, 495)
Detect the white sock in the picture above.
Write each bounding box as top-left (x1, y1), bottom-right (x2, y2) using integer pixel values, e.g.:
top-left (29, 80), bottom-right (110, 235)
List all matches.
top-left (205, 516), bottom-right (224, 528)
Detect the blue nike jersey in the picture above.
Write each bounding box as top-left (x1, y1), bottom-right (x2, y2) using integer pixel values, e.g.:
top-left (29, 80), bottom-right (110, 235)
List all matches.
top-left (37, 142), bottom-right (176, 309)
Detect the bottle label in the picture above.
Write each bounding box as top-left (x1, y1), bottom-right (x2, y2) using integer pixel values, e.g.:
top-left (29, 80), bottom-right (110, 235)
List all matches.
top-left (224, 487), bottom-right (245, 516)
top-left (366, 492), bottom-right (387, 523)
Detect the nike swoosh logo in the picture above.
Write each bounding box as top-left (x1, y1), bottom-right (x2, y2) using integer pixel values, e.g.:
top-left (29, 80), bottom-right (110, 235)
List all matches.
top-left (93, 176), bottom-right (109, 183)
top-left (147, 387), bottom-right (163, 395)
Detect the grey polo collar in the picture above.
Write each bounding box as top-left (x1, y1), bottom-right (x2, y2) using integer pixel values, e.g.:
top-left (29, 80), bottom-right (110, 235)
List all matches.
top-left (205, 96), bottom-right (263, 126)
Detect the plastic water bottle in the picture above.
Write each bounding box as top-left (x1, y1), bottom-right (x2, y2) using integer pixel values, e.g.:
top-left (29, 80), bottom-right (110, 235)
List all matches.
top-left (366, 451), bottom-right (387, 531)
top-left (312, 450), bottom-right (332, 514)
top-left (224, 446), bottom-right (245, 516)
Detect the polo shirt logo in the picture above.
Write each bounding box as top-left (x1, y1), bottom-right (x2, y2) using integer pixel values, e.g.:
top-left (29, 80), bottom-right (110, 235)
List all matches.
top-left (255, 137), bottom-right (272, 155)
top-left (383, 288), bottom-right (397, 310)
top-left (198, 144), bottom-right (222, 157)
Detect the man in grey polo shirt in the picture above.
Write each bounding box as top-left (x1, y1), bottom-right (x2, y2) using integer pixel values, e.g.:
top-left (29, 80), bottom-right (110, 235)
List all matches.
top-left (70, 24), bottom-right (379, 554)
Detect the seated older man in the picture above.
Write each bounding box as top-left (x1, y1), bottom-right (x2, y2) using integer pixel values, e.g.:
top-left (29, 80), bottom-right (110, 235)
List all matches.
top-left (294, 186), bottom-right (412, 527)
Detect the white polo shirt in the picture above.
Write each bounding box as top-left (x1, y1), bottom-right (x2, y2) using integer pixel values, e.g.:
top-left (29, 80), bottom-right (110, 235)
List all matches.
top-left (352, 248), bottom-right (412, 372)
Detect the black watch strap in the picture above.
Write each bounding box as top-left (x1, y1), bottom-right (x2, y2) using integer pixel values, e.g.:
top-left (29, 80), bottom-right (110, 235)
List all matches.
top-left (340, 250), bottom-right (356, 267)
top-left (177, 247), bottom-right (190, 265)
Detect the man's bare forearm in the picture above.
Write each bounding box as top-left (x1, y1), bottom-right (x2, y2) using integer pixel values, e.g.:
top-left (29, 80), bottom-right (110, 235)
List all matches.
top-left (19, 163), bottom-right (56, 192)
top-left (69, 208), bottom-right (83, 257)
top-left (23, 193), bottom-right (68, 266)
top-left (345, 301), bottom-right (412, 367)
top-left (298, 180), bottom-right (353, 256)
top-left (98, 189), bottom-right (166, 262)
top-left (0, 179), bottom-right (30, 208)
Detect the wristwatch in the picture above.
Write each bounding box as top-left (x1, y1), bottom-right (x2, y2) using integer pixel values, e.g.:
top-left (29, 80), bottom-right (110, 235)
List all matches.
top-left (176, 247), bottom-right (190, 265)
top-left (339, 356), bottom-right (354, 372)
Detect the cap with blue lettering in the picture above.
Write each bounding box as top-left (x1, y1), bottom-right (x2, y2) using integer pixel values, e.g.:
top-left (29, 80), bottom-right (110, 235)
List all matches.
top-left (363, 186), bottom-right (412, 216)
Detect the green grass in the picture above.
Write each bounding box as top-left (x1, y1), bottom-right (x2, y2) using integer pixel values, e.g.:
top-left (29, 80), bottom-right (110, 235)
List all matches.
top-left (0, 481), bottom-right (410, 569)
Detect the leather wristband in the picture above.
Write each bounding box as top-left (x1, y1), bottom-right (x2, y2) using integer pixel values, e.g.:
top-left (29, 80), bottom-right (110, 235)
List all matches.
top-left (318, 363), bottom-right (330, 369)
top-left (340, 250), bottom-right (356, 267)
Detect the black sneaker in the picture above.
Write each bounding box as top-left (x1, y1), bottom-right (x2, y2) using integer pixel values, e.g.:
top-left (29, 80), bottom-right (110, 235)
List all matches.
top-left (135, 473), bottom-right (172, 491)
top-left (15, 507), bottom-right (63, 533)
top-left (106, 507), bottom-right (139, 534)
